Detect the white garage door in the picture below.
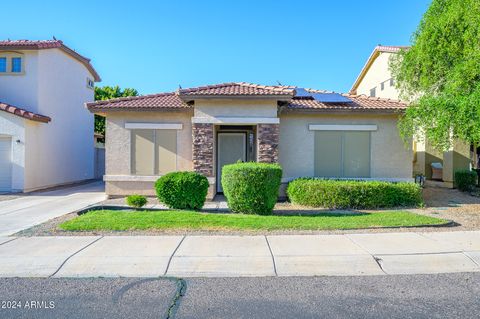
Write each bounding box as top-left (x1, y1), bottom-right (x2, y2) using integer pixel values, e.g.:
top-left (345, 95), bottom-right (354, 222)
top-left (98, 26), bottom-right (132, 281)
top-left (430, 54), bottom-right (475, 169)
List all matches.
top-left (0, 137), bottom-right (12, 191)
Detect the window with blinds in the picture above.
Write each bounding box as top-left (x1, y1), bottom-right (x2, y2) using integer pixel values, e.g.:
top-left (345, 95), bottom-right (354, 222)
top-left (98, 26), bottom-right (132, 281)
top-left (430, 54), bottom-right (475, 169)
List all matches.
top-left (314, 131), bottom-right (370, 178)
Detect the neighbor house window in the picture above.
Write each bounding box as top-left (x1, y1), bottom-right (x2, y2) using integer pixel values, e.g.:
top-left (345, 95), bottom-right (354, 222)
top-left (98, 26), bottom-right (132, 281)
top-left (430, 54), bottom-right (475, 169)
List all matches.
top-left (370, 87), bottom-right (376, 97)
top-left (314, 131), bottom-right (370, 178)
top-left (0, 58), bottom-right (6, 72)
top-left (390, 78), bottom-right (394, 86)
top-left (11, 57), bottom-right (21, 73)
top-left (86, 78), bottom-right (94, 89)
top-left (381, 82), bottom-right (385, 91)
top-left (0, 52), bottom-right (24, 74)
top-left (131, 129), bottom-right (177, 175)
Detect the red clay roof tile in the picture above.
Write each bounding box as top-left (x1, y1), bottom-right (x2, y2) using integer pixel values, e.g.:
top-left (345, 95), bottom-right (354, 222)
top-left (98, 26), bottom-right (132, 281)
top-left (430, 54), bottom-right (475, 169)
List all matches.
top-left (86, 83), bottom-right (407, 112)
top-left (0, 101), bottom-right (51, 123)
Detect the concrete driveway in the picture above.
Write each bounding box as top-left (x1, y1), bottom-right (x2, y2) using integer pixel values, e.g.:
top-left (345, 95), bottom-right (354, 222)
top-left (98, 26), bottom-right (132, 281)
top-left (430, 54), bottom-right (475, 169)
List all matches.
top-left (0, 181), bottom-right (105, 236)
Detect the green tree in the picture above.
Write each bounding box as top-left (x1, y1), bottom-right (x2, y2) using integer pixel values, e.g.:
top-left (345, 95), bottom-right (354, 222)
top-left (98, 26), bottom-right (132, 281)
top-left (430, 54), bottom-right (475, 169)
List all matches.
top-left (390, 0), bottom-right (480, 151)
top-left (94, 86), bottom-right (139, 137)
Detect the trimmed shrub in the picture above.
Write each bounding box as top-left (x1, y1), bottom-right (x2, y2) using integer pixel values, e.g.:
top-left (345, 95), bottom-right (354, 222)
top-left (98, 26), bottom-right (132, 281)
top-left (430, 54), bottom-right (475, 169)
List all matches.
top-left (155, 171), bottom-right (209, 210)
top-left (287, 179), bottom-right (423, 209)
top-left (125, 194), bottom-right (147, 209)
top-left (455, 170), bottom-right (477, 192)
top-left (221, 162), bottom-right (282, 215)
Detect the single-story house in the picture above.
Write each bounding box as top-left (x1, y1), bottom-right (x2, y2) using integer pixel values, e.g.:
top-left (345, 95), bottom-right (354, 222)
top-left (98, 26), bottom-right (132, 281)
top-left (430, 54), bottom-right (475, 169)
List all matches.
top-left (87, 82), bottom-right (412, 199)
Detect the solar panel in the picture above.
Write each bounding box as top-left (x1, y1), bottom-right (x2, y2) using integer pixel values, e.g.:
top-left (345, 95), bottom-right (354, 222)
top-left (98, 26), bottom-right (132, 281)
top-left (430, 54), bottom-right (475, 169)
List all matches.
top-left (294, 88), bottom-right (352, 103)
top-left (311, 92), bottom-right (353, 103)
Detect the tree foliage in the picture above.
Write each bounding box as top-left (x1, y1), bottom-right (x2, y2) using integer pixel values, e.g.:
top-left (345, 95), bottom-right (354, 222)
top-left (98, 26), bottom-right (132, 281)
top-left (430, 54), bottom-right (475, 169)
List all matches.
top-left (390, 0), bottom-right (480, 150)
top-left (94, 85), bottom-right (139, 136)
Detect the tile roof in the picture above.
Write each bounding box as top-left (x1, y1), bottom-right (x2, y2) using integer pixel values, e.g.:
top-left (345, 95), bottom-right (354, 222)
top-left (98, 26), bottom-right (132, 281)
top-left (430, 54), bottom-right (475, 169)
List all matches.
top-left (0, 101), bottom-right (51, 123)
top-left (86, 92), bottom-right (189, 111)
top-left (376, 45), bottom-right (410, 53)
top-left (0, 39), bottom-right (100, 82)
top-left (179, 82), bottom-right (295, 97)
top-left (287, 89), bottom-right (407, 111)
top-left (86, 84), bottom-right (407, 113)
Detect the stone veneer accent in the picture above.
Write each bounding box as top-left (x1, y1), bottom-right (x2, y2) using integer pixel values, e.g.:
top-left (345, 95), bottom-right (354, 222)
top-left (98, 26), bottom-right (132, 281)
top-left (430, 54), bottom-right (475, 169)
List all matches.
top-left (257, 123), bottom-right (279, 163)
top-left (192, 123), bottom-right (214, 177)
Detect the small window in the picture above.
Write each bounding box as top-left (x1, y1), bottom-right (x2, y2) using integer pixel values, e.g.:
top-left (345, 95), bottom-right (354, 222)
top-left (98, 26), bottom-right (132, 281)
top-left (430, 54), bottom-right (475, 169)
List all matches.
top-left (390, 78), bottom-right (394, 86)
top-left (381, 82), bottom-right (385, 91)
top-left (370, 87), bottom-right (376, 97)
top-left (0, 57), bottom-right (6, 72)
top-left (86, 78), bottom-right (94, 89)
top-left (0, 52), bottom-right (24, 75)
top-left (11, 57), bottom-right (21, 73)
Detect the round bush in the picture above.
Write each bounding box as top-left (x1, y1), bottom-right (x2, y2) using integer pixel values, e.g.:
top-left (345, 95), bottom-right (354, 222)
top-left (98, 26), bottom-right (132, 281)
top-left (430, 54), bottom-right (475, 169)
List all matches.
top-left (221, 162), bottom-right (282, 215)
top-left (125, 194), bottom-right (148, 209)
top-left (287, 178), bottom-right (423, 209)
top-left (455, 170), bottom-right (477, 192)
top-left (155, 171), bottom-right (209, 210)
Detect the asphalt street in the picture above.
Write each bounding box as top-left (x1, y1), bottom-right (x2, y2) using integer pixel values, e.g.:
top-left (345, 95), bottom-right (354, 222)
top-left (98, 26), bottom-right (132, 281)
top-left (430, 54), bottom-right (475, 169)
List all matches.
top-left (0, 273), bottom-right (479, 319)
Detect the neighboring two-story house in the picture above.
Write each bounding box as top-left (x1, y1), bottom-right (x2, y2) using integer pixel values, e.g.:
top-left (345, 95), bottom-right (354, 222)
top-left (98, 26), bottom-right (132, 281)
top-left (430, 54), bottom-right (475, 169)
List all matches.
top-left (350, 45), bottom-right (470, 186)
top-left (0, 40), bottom-right (100, 192)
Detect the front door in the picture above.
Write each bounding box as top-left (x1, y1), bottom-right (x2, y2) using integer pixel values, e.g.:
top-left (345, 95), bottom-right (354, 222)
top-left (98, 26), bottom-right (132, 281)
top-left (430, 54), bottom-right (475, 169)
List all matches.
top-left (217, 132), bottom-right (247, 192)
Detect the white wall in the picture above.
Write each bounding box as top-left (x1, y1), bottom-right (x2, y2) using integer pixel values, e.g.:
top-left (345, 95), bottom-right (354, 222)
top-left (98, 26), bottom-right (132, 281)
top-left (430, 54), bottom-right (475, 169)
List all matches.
top-left (23, 49), bottom-right (95, 191)
top-left (0, 48), bottom-right (96, 191)
top-left (0, 113), bottom-right (25, 191)
top-left (0, 51), bottom-right (39, 111)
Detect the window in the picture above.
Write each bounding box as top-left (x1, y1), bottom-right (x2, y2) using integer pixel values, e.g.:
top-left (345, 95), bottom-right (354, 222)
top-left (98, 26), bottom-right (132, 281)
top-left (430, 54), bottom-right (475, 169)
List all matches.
top-left (131, 129), bottom-right (177, 175)
top-left (314, 131), bottom-right (370, 178)
top-left (390, 78), bottom-right (394, 86)
top-left (11, 57), bottom-right (21, 73)
top-left (381, 82), bottom-right (385, 91)
top-left (0, 52), bottom-right (24, 74)
top-left (86, 78), bottom-right (94, 89)
top-left (370, 87), bottom-right (376, 97)
top-left (0, 58), bottom-right (6, 72)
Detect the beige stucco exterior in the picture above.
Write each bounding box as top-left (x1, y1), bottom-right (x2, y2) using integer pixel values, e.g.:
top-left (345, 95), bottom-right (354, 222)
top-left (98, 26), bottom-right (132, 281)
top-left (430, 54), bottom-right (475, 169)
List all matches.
top-left (102, 100), bottom-right (415, 197)
top-left (103, 110), bottom-right (193, 196)
top-left (352, 47), bottom-right (472, 186)
top-left (354, 52), bottom-right (400, 100)
top-left (193, 99), bottom-right (278, 119)
top-left (279, 112), bottom-right (413, 182)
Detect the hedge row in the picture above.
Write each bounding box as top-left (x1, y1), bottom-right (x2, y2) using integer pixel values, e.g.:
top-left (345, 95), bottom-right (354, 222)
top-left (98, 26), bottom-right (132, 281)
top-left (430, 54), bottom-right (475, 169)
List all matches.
top-left (287, 178), bottom-right (423, 209)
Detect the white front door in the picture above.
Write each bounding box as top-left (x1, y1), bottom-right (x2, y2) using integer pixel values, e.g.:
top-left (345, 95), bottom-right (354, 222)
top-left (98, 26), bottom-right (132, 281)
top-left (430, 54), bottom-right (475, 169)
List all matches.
top-left (0, 137), bottom-right (12, 192)
top-left (217, 132), bottom-right (247, 192)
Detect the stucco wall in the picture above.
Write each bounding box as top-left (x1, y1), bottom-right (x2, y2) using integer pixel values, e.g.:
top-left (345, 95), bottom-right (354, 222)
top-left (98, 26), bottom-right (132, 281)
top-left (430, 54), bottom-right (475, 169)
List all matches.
top-left (104, 110), bottom-right (193, 196)
top-left (279, 112), bottom-right (413, 181)
top-left (0, 112), bottom-right (25, 191)
top-left (194, 99), bottom-right (278, 119)
top-left (0, 48), bottom-right (96, 191)
top-left (356, 52), bottom-right (400, 100)
top-left (0, 51), bottom-right (39, 111)
top-left (24, 49), bottom-right (95, 191)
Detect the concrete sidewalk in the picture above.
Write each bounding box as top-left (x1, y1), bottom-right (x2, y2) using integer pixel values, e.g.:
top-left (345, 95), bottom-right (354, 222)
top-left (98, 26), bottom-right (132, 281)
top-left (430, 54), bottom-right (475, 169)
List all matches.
top-left (0, 181), bottom-right (106, 236)
top-left (0, 231), bottom-right (479, 278)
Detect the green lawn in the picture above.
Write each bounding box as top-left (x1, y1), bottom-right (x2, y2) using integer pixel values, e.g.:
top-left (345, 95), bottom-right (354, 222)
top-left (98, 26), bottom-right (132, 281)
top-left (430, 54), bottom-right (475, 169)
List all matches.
top-left (59, 209), bottom-right (448, 231)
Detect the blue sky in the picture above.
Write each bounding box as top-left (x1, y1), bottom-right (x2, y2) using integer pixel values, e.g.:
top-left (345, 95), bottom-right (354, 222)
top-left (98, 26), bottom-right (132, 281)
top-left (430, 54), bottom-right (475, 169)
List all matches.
top-left (2, 0), bottom-right (430, 94)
